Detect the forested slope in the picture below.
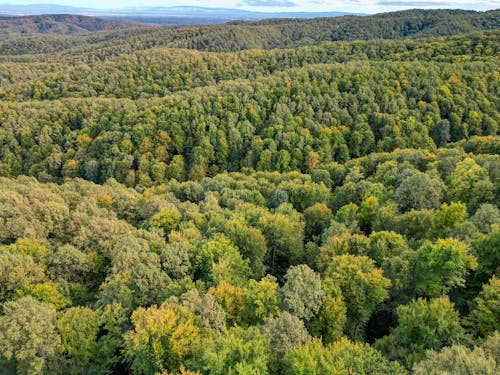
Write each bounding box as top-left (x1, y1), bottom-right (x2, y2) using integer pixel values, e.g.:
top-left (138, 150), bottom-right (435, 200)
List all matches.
top-left (0, 14), bottom-right (141, 35)
top-left (0, 9), bottom-right (498, 56)
top-left (0, 8), bottom-right (499, 375)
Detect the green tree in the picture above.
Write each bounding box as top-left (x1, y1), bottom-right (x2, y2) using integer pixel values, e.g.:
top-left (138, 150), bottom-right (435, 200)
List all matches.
top-left (0, 296), bottom-right (61, 375)
top-left (246, 275), bottom-right (280, 324)
top-left (194, 234), bottom-right (251, 286)
top-left (448, 157), bottom-right (489, 206)
top-left (415, 238), bottom-right (477, 297)
top-left (258, 212), bottom-right (304, 278)
top-left (467, 276), bottom-right (499, 337)
top-left (376, 297), bottom-right (465, 367)
top-left (308, 277), bottom-right (347, 344)
top-left (325, 255), bottom-right (390, 339)
top-left (395, 172), bottom-right (444, 212)
top-left (358, 196), bottom-right (380, 234)
top-left (56, 304), bottom-right (126, 375)
top-left (303, 203), bottom-right (332, 242)
top-left (280, 265), bottom-right (325, 321)
top-left (193, 326), bottom-right (271, 375)
top-left (262, 312), bottom-right (311, 358)
top-left (123, 302), bottom-right (201, 375)
top-left (149, 207), bottom-right (182, 237)
top-left (223, 218), bottom-right (267, 278)
top-left (283, 337), bottom-right (406, 375)
top-left (412, 343), bottom-right (497, 375)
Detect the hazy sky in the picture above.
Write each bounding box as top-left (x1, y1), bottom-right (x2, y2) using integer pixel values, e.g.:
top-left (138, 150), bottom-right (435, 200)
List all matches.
top-left (4, 0), bottom-right (499, 12)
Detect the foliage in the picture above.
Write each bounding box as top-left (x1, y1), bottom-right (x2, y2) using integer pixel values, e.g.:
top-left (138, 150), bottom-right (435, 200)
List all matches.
top-left (0, 9), bottom-right (499, 374)
top-left (192, 326), bottom-right (271, 375)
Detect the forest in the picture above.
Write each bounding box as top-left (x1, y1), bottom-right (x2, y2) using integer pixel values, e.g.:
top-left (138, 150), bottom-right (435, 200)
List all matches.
top-left (0, 8), bottom-right (499, 375)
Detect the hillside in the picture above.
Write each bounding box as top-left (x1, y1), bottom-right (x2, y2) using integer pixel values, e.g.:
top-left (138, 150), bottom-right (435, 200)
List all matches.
top-left (0, 14), bottom-right (141, 35)
top-left (0, 7), bottom-right (498, 375)
top-left (0, 9), bottom-right (499, 55)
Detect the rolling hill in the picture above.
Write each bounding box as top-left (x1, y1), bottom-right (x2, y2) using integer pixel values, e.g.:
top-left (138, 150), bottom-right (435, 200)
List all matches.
top-left (0, 14), bottom-right (142, 35)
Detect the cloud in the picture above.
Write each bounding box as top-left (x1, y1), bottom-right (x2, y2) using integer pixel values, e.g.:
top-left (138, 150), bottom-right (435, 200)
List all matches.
top-left (378, 1), bottom-right (456, 5)
top-left (377, 0), bottom-right (499, 6)
top-left (242, 0), bottom-right (296, 7)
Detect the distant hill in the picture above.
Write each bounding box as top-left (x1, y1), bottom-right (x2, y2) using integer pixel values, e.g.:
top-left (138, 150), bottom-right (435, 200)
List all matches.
top-left (0, 8), bottom-right (498, 54)
top-left (0, 4), bottom-right (360, 25)
top-left (0, 14), bottom-right (141, 35)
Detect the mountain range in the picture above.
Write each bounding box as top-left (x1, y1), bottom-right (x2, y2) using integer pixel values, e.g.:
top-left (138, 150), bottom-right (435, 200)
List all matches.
top-left (0, 4), bottom-right (361, 24)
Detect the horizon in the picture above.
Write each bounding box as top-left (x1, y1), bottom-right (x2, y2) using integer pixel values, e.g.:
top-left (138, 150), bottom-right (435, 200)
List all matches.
top-left (0, 1), bottom-right (499, 13)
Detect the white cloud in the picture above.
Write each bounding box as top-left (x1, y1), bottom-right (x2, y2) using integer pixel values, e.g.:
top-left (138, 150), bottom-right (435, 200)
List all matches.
top-left (3, 0), bottom-right (498, 12)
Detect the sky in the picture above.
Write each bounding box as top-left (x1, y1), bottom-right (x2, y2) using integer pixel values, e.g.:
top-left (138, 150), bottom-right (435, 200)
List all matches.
top-left (3, 0), bottom-right (499, 13)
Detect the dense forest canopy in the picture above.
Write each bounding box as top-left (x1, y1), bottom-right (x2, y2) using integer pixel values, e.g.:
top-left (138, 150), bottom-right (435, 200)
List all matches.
top-left (0, 8), bottom-right (499, 375)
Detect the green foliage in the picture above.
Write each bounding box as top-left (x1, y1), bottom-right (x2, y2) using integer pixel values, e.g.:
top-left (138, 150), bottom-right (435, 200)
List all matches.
top-left (192, 326), bottom-right (272, 375)
top-left (395, 172), bottom-right (444, 212)
top-left (0, 10), bottom-right (499, 374)
top-left (448, 158), bottom-right (492, 210)
top-left (149, 207), bottom-right (181, 237)
top-left (280, 265), bottom-right (325, 321)
top-left (194, 234), bottom-right (251, 286)
top-left (283, 337), bottom-right (406, 375)
top-left (0, 296), bottom-right (60, 375)
top-left (304, 203), bottom-right (332, 242)
top-left (308, 277), bottom-right (347, 344)
top-left (412, 343), bottom-right (497, 375)
top-left (325, 254), bottom-right (390, 339)
top-left (123, 302), bottom-right (201, 374)
top-left (376, 297), bottom-right (465, 367)
top-left (57, 304), bottom-right (126, 375)
top-left (222, 218), bottom-right (267, 278)
top-left (258, 211), bottom-right (304, 278)
top-left (262, 312), bottom-right (311, 358)
top-left (467, 277), bottom-right (500, 337)
top-left (415, 238), bottom-right (477, 297)
top-left (246, 276), bottom-right (280, 324)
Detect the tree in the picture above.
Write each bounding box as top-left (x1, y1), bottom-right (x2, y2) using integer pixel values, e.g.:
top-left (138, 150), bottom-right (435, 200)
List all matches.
top-left (412, 344), bottom-right (497, 375)
top-left (467, 276), bottom-right (499, 337)
top-left (308, 277), bottom-right (347, 344)
top-left (395, 172), bottom-right (444, 212)
top-left (149, 207), bottom-right (181, 237)
top-left (179, 290), bottom-right (226, 335)
top-left (303, 203), bottom-right (332, 242)
top-left (57, 304), bottom-right (126, 375)
top-left (208, 280), bottom-right (248, 326)
top-left (415, 238), bottom-right (477, 297)
top-left (376, 297), bottom-right (465, 367)
top-left (17, 281), bottom-right (70, 310)
top-left (0, 296), bottom-right (61, 375)
top-left (430, 202), bottom-right (467, 239)
top-left (330, 337), bottom-right (407, 375)
top-left (280, 265), bottom-right (325, 321)
top-left (258, 212), bottom-right (304, 278)
top-left (262, 312), bottom-right (311, 358)
top-left (47, 244), bottom-right (92, 283)
top-left (317, 233), bottom-right (370, 272)
top-left (448, 157), bottom-right (489, 206)
top-left (194, 234), bottom-right (251, 286)
top-left (431, 119), bottom-right (451, 147)
top-left (282, 338), bottom-right (342, 375)
top-left (282, 337), bottom-right (406, 375)
top-left (325, 255), bottom-right (390, 339)
top-left (223, 218), bottom-right (267, 278)
top-left (0, 251), bottom-right (46, 302)
top-left (358, 196), bottom-right (380, 234)
top-left (193, 326), bottom-right (271, 375)
top-left (123, 302), bottom-right (201, 374)
top-left (246, 275), bottom-right (280, 324)
top-left (472, 225), bottom-right (500, 285)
